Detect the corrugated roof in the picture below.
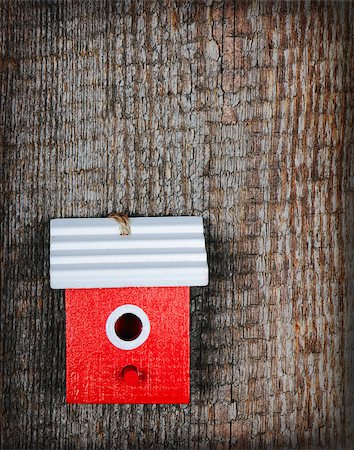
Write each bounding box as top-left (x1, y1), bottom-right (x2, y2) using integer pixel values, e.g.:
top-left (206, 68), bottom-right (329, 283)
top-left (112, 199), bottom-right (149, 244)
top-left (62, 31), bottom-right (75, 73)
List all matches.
top-left (50, 216), bottom-right (208, 288)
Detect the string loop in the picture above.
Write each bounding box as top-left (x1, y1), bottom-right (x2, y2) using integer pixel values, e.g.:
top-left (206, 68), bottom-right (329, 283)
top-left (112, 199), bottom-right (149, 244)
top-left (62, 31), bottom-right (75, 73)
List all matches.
top-left (108, 213), bottom-right (131, 236)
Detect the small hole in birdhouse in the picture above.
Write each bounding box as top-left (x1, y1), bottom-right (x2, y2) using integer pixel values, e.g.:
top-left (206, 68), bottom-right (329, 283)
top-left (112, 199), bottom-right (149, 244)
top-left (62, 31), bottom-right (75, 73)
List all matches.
top-left (115, 313), bottom-right (143, 341)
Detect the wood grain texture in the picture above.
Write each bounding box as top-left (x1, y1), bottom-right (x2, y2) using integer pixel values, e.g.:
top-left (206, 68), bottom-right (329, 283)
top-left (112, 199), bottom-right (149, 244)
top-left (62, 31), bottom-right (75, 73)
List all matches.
top-left (1, 0), bottom-right (353, 449)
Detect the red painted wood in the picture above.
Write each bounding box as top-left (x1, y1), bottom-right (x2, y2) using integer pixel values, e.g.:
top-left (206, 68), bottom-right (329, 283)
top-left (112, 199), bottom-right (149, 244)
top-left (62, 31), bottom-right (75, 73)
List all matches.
top-left (65, 287), bottom-right (190, 404)
top-left (122, 365), bottom-right (139, 385)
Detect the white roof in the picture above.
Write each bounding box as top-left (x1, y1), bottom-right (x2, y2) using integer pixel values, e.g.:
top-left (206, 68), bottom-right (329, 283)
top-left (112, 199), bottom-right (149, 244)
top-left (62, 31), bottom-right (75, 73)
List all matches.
top-left (50, 216), bottom-right (208, 288)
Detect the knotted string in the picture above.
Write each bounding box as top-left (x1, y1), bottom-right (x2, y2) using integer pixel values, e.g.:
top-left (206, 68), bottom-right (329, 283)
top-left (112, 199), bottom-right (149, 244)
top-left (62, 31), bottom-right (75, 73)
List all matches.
top-left (108, 213), bottom-right (131, 236)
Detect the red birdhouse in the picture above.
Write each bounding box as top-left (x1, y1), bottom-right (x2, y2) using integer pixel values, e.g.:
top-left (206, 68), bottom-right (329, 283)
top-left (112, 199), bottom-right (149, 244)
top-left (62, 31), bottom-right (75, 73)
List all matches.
top-left (50, 216), bottom-right (208, 404)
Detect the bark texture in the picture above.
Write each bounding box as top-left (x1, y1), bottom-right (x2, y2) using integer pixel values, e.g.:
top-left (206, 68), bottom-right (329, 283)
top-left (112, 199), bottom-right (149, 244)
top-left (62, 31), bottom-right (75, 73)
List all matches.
top-left (1, 1), bottom-right (353, 449)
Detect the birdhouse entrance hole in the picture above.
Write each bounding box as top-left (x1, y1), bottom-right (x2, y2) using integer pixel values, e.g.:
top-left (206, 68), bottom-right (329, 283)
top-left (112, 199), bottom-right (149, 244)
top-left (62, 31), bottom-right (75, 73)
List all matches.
top-left (115, 313), bottom-right (142, 341)
top-left (105, 304), bottom-right (151, 350)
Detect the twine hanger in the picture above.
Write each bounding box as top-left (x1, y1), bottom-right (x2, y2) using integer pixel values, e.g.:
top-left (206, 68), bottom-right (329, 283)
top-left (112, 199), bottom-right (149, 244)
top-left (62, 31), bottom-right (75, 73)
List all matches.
top-left (108, 212), bottom-right (131, 236)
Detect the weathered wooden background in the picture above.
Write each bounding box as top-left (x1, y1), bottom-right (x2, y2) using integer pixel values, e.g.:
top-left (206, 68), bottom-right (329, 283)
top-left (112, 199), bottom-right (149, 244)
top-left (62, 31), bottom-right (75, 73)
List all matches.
top-left (1, 0), bottom-right (353, 449)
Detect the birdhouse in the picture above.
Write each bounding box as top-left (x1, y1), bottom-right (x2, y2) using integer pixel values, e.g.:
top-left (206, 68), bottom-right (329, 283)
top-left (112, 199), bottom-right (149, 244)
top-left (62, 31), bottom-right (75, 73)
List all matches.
top-left (50, 216), bottom-right (208, 404)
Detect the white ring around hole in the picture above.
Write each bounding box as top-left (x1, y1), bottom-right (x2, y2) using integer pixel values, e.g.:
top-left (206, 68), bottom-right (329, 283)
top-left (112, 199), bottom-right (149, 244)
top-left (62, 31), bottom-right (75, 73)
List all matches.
top-left (105, 304), bottom-right (150, 350)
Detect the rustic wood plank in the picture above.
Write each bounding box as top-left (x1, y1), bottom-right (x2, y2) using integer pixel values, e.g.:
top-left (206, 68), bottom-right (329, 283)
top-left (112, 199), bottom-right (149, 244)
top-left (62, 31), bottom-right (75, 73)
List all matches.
top-left (1, 1), bottom-right (353, 449)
